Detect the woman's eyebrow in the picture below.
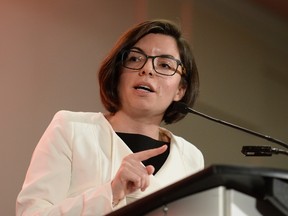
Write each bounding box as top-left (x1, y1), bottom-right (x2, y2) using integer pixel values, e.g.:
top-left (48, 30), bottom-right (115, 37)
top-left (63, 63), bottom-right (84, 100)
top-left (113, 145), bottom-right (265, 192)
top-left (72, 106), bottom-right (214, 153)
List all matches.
top-left (130, 47), bottom-right (178, 59)
top-left (160, 54), bottom-right (177, 59)
top-left (130, 46), bottom-right (144, 52)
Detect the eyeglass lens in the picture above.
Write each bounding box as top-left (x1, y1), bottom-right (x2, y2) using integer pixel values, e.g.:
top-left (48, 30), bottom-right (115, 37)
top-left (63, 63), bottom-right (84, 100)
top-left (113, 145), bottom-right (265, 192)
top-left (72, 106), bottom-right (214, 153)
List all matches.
top-left (123, 50), bottom-right (180, 76)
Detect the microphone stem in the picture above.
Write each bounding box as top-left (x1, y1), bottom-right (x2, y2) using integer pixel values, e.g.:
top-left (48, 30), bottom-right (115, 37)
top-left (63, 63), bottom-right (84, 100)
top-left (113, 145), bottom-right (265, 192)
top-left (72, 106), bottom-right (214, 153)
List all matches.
top-left (187, 107), bottom-right (288, 150)
top-left (273, 148), bottom-right (288, 156)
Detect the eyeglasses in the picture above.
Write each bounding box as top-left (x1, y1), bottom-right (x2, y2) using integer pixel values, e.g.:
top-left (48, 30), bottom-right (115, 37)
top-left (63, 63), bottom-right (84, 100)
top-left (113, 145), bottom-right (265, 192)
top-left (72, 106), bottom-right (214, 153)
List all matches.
top-left (121, 49), bottom-right (185, 76)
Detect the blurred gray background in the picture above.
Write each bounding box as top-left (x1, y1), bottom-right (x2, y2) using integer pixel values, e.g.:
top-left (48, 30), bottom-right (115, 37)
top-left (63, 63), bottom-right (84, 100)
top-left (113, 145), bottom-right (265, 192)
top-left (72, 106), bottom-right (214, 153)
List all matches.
top-left (1, 0), bottom-right (287, 215)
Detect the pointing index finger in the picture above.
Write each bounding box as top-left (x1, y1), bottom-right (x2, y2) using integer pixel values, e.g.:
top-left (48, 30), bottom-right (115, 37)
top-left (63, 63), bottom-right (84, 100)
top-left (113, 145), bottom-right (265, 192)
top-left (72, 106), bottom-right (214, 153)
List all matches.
top-left (133, 145), bottom-right (168, 162)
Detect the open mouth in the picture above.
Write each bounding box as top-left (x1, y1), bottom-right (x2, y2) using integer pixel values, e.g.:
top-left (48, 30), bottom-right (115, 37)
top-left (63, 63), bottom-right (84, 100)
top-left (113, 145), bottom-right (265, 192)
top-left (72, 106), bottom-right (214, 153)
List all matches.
top-left (134, 85), bottom-right (154, 92)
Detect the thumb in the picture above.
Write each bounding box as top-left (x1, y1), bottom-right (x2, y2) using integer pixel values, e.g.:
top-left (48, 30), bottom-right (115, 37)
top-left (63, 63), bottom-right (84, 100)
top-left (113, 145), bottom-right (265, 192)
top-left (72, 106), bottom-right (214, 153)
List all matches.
top-left (146, 165), bottom-right (155, 175)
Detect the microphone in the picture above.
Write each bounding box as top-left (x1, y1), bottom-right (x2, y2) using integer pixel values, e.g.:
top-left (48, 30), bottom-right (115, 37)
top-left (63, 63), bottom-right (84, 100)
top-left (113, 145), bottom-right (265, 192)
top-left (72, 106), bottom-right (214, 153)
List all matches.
top-left (241, 146), bottom-right (288, 156)
top-left (174, 102), bottom-right (288, 156)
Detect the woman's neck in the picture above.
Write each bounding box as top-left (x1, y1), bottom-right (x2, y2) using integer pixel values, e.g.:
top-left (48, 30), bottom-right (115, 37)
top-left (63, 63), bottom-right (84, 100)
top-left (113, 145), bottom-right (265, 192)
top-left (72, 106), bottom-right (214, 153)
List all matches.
top-left (105, 110), bottom-right (162, 141)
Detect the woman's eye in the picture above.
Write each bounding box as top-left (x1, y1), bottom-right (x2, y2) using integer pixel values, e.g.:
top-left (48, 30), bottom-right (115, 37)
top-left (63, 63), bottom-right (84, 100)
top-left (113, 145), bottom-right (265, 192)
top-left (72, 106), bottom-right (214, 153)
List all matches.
top-left (128, 55), bottom-right (141, 62)
top-left (158, 61), bottom-right (173, 70)
top-left (160, 63), bottom-right (171, 69)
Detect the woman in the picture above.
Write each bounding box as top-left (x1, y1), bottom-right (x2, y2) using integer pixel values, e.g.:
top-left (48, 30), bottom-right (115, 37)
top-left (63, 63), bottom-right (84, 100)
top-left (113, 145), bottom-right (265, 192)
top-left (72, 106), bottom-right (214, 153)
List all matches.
top-left (16, 19), bottom-right (204, 216)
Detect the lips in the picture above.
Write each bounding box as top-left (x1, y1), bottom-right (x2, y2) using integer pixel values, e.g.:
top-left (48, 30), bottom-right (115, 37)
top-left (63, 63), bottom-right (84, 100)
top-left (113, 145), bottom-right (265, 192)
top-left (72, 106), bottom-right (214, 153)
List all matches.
top-left (133, 83), bottom-right (155, 93)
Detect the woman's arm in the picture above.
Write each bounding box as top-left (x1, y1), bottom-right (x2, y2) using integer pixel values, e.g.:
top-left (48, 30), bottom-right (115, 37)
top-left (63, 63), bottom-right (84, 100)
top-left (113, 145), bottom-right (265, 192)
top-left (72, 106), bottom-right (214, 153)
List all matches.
top-left (16, 111), bottom-right (122, 216)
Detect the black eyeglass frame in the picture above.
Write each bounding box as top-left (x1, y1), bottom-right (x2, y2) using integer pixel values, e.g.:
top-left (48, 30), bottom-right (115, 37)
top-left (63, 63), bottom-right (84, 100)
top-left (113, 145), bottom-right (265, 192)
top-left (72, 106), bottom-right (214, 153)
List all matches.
top-left (121, 49), bottom-right (186, 76)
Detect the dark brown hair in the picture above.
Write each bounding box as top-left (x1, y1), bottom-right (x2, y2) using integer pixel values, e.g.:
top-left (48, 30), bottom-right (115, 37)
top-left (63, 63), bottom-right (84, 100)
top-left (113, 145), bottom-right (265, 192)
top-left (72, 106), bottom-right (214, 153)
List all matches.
top-left (98, 19), bottom-right (199, 124)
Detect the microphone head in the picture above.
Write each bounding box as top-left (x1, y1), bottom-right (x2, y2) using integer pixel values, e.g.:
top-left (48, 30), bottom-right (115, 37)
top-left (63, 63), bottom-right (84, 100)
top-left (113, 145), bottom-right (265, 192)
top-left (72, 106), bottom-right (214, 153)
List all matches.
top-left (173, 102), bottom-right (189, 114)
top-left (241, 146), bottom-right (273, 156)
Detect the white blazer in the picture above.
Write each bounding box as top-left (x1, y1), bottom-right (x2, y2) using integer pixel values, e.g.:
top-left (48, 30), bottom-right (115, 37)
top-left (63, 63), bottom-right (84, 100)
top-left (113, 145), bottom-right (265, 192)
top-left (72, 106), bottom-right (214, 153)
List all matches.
top-left (16, 111), bottom-right (204, 216)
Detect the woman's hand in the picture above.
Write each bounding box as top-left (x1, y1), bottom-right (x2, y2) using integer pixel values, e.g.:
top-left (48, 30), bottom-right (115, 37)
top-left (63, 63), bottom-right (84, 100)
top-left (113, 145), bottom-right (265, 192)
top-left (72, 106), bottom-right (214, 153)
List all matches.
top-left (111, 145), bottom-right (167, 205)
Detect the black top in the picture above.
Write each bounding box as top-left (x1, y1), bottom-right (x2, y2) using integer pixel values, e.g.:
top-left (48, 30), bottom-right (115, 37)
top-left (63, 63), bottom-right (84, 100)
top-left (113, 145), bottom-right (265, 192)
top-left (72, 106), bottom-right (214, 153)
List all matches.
top-left (116, 132), bottom-right (170, 174)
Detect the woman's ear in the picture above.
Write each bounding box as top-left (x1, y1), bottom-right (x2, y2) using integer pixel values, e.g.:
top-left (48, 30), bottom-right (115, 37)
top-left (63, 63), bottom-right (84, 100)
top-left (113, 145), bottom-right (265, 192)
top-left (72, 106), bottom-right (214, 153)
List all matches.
top-left (173, 84), bottom-right (186, 102)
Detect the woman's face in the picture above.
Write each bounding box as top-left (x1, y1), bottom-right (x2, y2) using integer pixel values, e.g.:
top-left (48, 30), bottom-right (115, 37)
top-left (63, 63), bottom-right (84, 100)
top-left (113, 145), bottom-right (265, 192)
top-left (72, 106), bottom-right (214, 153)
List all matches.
top-left (118, 33), bottom-right (186, 119)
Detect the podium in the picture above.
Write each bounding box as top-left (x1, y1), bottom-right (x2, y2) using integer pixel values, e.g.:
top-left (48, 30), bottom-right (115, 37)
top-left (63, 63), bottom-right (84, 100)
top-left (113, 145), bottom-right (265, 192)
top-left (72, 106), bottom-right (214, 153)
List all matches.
top-left (106, 165), bottom-right (288, 216)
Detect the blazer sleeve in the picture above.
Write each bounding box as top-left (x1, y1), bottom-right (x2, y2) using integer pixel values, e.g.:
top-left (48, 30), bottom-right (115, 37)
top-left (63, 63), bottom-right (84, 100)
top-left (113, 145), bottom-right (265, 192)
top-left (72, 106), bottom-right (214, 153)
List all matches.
top-left (16, 111), bottom-right (124, 216)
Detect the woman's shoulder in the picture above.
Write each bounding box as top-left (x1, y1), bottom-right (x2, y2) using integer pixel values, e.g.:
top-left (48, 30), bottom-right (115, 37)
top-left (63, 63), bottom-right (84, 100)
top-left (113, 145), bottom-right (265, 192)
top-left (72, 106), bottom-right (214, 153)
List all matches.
top-left (160, 127), bottom-right (191, 144)
top-left (161, 127), bottom-right (204, 170)
top-left (52, 110), bottom-right (105, 125)
top-left (160, 127), bottom-right (203, 154)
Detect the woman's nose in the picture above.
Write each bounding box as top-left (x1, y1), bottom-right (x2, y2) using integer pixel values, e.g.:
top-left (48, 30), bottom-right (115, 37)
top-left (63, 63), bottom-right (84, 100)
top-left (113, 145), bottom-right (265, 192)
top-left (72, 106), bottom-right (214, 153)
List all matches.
top-left (139, 59), bottom-right (155, 76)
